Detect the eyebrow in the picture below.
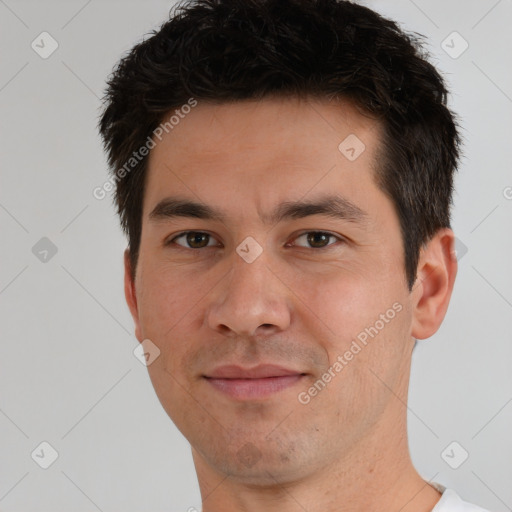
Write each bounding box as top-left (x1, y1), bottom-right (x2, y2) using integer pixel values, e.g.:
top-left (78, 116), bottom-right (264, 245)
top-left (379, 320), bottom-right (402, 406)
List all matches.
top-left (148, 194), bottom-right (369, 226)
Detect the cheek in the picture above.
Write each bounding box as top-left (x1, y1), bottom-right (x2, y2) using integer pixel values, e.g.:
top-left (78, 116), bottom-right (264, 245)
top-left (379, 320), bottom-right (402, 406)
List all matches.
top-left (291, 264), bottom-right (410, 379)
top-left (137, 263), bottom-right (205, 332)
top-left (288, 264), bottom-right (390, 342)
top-left (135, 266), bottom-right (207, 380)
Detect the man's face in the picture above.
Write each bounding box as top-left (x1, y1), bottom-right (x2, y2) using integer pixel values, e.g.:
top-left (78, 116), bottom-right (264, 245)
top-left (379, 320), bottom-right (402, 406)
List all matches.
top-left (127, 97), bottom-right (419, 484)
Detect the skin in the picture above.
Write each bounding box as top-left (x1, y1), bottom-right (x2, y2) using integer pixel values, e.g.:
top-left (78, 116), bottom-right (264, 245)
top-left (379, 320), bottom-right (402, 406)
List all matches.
top-left (124, 96), bottom-right (458, 512)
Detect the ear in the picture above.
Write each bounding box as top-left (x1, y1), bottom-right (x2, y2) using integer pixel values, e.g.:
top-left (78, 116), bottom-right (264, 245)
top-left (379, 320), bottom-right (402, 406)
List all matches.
top-left (124, 249), bottom-right (143, 342)
top-left (411, 228), bottom-right (458, 340)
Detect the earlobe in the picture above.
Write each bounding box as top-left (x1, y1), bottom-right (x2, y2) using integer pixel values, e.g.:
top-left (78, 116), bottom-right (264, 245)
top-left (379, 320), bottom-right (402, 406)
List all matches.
top-left (124, 249), bottom-right (143, 342)
top-left (410, 228), bottom-right (458, 340)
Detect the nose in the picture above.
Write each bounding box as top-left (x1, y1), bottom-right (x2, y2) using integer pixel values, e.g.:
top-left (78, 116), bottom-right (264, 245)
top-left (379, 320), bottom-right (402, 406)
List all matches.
top-left (206, 249), bottom-right (292, 338)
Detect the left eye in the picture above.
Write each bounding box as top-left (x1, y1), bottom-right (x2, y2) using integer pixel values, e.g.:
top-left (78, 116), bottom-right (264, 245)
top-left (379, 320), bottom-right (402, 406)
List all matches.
top-left (291, 231), bottom-right (342, 249)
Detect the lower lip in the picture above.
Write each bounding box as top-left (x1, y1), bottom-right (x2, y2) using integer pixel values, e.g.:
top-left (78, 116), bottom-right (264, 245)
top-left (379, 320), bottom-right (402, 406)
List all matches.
top-left (205, 375), bottom-right (304, 400)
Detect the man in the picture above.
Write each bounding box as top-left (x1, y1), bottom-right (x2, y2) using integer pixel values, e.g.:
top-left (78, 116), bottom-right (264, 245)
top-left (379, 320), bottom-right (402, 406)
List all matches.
top-left (99, 0), bottom-right (490, 510)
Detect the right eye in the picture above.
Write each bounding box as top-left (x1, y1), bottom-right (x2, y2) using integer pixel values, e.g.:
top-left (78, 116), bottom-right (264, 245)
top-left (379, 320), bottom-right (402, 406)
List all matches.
top-left (167, 231), bottom-right (221, 249)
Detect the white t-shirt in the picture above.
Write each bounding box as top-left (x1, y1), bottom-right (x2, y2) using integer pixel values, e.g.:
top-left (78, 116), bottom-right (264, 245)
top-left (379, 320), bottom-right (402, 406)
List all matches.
top-left (432, 483), bottom-right (491, 511)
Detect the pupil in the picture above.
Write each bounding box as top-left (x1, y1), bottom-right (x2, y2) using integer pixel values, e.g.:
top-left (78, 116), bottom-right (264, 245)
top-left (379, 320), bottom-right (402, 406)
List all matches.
top-left (308, 232), bottom-right (328, 247)
top-left (188, 233), bottom-right (208, 248)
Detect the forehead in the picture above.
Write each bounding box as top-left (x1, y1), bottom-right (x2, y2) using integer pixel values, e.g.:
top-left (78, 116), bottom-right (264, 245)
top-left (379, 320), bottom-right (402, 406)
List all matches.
top-left (148, 96), bottom-right (379, 165)
top-left (144, 97), bottom-right (383, 219)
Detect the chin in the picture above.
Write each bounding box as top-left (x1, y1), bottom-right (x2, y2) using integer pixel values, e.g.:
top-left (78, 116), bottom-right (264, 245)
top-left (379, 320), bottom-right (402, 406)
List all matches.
top-left (196, 438), bottom-right (316, 487)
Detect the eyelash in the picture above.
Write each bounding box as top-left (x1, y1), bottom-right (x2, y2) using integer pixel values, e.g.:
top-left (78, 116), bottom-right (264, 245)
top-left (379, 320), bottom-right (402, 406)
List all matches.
top-left (166, 231), bottom-right (345, 250)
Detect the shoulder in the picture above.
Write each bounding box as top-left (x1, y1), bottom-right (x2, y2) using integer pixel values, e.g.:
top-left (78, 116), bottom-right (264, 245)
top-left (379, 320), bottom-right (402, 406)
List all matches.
top-left (432, 486), bottom-right (491, 512)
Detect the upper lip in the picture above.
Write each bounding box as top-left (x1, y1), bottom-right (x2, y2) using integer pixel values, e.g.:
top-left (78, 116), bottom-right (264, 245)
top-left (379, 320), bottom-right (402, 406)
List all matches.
top-left (205, 364), bottom-right (305, 379)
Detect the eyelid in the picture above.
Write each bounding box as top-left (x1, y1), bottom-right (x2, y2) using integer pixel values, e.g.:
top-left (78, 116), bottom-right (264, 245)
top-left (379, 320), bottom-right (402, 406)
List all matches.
top-left (289, 230), bottom-right (345, 249)
top-left (165, 230), bottom-right (346, 250)
top-left (167, 230), bottom-right (221, 248)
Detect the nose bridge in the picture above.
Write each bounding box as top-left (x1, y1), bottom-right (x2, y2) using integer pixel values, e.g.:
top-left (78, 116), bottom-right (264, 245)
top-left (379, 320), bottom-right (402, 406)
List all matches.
top-left (231, 248), bottom-right (272, 301)
top-left (207, 246), bottom-right (291, 336)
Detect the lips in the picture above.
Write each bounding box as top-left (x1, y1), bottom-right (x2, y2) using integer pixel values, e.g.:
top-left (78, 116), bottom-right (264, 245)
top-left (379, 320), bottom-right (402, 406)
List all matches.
top-left (205, 364), bottom-right (304, 379)
top-left (203, 364), bottom-right (306, 400)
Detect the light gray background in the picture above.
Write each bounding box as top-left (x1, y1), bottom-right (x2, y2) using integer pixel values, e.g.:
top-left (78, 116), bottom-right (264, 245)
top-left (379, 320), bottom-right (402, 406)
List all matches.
top-left (0, 0), bottom-right (511, 511)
